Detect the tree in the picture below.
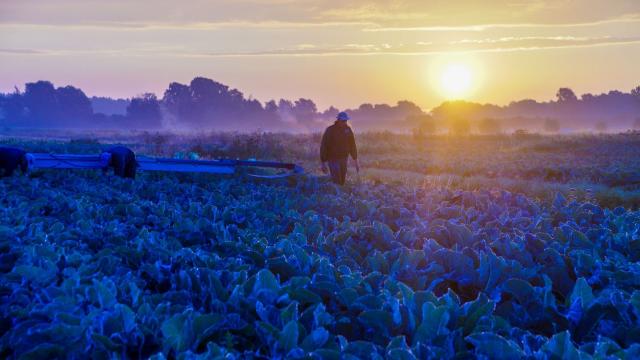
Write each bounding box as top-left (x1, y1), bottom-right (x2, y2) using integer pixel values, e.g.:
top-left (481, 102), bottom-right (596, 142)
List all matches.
top-left (358, 103), bottom-right (374, 112)
top-left (19, 81), bottom-right (94, 127)
top-left (632, 86), bottom-right (640, 101)
top-left (581, 93), bottom-right (595, 102)
top-left (396, 100), bottom-right (423, 117)
top-left (277, 99), bottom-right (295, 123)
top-left (262, 100), bottom-right (281, 125)
top-left (291, 98), bottom-right (318, 123)
top-left (447, 117), bottom-right (470, 136)
top-left (543, 118), bottom-right (560, 133)
top-left (409, 114), bottom-right (436, 136)
top-left (0, 88), bottom-right (25, 123)
top-left (189, 77), bottom-right (226, 122)
top-left (126, 93), bottom-right (162, 128)
top-left (556, 88), bottom-right (577, 103)
top-left (162, 82), bottom-right (192, 121)
top-left (478, 118), bottom-right (501, 134)
top-left (161, 77), bottom-right (277, 129)
top-left (23, 80), bottom-right (58, 123)
top-left (321, 106), bottom-right (339, 121)
top-left (91, 96), bottom-right (129, 116)
top-left (56, 85), bottom-right (92, 123)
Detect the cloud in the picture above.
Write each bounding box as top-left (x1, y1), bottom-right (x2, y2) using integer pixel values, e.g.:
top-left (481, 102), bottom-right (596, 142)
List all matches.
top-left (315, 1), bottom-right (640, 29)
top-left (441, 35), bottom-right (640, 53)
top-left (2, 1), bottom-right (639, 64)
top-left (0, 47), bottom-right (181, 56)
top-left (1, 0), bottom-right (639, 30)
top-left (2, 14), bottom-right (637, 35)
top-left (449, 36), bottom-right (612, 45)
top-left (169, 36), bottom-right (640, 57)
top-left (0, 48), bottom-right (44, 54)
top-left (364, 14), bottom-right (640, 32)
top-left (3, 36), bottom-right (639, 59)
top-left (0, 20), bottom-right (373, 31)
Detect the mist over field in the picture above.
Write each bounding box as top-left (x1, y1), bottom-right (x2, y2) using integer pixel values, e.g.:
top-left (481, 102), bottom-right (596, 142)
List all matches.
top-left (2, 77), bottom-right (639, 134)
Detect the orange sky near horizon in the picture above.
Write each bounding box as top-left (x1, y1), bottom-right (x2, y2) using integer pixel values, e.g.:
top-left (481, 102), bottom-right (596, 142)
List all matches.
top-left (0, 0), bottom-right (639, 111)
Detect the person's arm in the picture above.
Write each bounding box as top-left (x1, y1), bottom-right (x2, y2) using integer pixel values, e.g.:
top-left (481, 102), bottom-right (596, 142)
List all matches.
top-left (349, 131), bottom-right (359, 172)
top-left (320, 130), bottom-right (329, 173)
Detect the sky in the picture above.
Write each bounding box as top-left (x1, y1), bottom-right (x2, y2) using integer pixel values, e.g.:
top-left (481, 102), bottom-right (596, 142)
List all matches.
top-left (1, 0), bottom-right (639, 110)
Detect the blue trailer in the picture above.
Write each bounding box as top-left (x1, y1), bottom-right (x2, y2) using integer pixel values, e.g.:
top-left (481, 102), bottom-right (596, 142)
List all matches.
top-left (1, 147), bottom-right (304, 179)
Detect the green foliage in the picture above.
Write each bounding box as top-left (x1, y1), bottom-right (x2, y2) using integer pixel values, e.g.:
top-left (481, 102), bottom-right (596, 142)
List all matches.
top-left (2, 137), bottom-right (640, 358)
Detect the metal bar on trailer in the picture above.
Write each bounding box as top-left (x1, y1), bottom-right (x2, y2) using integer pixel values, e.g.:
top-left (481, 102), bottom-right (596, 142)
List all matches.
top-left (137, 157), bottom-right (303, 175)
top-left (143, 158), bottom-right (299, 170)
top-left (136, 156), bottom-right (236, 174)
top-left (25, 153), bottom-right (303, 177)
top-left (221, 159), bottom-right (304, 174)
top-left (233, 159), bottom-right (297, 170)
top-left (219, 159), bottom-right (304, 177)
top-left (28, 153), bottom-right (109, 169)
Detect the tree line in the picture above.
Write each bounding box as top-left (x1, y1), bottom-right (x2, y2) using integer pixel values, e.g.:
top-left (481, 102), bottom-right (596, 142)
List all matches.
top-left (424, 87), bottom-right (640, 134)
top-left (1, 77), bottom-right (639, 133)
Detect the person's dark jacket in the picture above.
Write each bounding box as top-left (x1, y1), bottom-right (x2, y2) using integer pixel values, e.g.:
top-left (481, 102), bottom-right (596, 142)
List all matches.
top-left (0, 147), bottom-right (28, 177)
top-left (320, 121), bottom-right (358, 162)
top-left (106, 146), bottom-right (137, 179)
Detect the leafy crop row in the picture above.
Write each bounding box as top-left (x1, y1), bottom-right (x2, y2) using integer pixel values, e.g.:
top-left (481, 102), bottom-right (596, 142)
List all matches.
top-left (2, 168), bottom-right (640, 359)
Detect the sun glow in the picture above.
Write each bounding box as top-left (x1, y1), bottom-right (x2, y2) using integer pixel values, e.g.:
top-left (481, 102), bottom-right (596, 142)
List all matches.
top-left (440, 63), bottom-right (473, 99)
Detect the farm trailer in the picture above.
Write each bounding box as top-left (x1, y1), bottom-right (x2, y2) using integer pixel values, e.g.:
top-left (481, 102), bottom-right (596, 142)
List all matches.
top-left (0, 146), bottom-right (304, 179)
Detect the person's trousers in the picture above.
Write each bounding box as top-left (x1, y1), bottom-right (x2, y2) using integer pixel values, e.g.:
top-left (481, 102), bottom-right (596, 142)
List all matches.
top-left (328, 158), bottom-right (348, 185)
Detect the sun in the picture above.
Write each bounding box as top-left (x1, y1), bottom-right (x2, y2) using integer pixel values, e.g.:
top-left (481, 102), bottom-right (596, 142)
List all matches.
top-left (440, 63), bottom-right (473, 99)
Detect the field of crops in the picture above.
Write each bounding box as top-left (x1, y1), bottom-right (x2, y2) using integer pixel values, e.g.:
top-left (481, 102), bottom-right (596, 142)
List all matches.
top-left (2, 133), bottom-right (640, 359)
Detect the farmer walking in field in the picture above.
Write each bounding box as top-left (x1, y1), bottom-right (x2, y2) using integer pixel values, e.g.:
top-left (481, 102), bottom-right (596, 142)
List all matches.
top-left (320, 111), bottom-right (359, 185)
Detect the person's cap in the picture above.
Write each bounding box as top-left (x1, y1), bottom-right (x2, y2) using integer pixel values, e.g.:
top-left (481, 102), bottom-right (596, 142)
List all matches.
top-left (336, 111), bottom-right (350, 121)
